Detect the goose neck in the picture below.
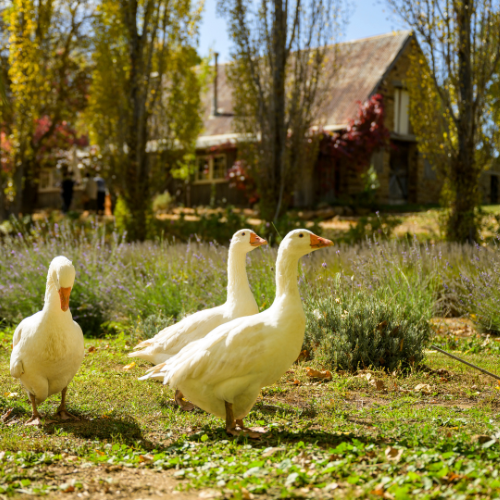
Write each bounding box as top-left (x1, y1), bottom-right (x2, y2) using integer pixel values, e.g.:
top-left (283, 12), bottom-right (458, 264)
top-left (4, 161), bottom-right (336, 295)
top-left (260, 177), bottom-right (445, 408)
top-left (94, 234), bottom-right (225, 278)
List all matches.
top-left (275, 248), bottom-right (300, 301)
top-left (226, 247), bottom-right (252, 304)
top-left (43, 280), bottom-right (67, 317)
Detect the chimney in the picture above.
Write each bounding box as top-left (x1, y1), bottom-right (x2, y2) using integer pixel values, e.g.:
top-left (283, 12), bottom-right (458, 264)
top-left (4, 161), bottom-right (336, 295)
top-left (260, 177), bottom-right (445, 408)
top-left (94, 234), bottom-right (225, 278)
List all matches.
top-left (212, 52), bottom-right (219, 116)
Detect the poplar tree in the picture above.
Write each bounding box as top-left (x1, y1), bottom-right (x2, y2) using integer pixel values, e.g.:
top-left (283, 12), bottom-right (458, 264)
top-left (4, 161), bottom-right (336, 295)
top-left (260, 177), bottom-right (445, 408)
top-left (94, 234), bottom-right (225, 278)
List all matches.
top-left (221, 0), bottom-right (344, 221)
top-left (388, 0), bottom-right (500, 241)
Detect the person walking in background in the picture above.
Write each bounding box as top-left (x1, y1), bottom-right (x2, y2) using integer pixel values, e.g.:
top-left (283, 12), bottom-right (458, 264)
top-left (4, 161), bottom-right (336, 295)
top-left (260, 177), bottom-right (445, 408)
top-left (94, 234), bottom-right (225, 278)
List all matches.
top-left (61, 170), bottom-right (75, 214)
top-left (94, 173), bottom-right (107, 215)
top-left (83, 172), bottom-right (98, 212)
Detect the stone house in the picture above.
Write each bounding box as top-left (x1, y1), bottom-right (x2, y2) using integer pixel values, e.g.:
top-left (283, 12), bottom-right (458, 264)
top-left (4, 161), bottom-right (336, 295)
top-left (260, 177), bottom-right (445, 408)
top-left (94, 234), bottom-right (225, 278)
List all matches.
top-left (189, 30), bottom-right (445, 208)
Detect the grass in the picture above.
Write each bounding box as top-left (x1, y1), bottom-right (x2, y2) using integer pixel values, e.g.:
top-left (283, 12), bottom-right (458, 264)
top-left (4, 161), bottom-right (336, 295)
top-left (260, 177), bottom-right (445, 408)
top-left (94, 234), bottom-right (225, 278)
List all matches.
top-left (1, 326), bottom-right (500, 499)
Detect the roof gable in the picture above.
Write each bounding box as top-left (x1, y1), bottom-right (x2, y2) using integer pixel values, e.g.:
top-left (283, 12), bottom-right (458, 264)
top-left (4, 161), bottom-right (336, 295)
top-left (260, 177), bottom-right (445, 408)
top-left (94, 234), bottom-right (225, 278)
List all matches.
top-left (199, 31), bottom-right (412, 142)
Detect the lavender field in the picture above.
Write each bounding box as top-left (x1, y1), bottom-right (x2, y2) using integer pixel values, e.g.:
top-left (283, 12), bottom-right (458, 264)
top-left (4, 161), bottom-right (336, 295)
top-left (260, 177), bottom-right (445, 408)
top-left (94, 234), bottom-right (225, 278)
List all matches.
top-left (1, 218), bottom-right (499, 367)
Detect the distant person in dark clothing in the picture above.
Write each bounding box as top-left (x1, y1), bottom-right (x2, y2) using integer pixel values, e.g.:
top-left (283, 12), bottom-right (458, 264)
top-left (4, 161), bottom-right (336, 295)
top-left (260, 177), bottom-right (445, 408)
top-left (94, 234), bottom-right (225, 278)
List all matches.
top-left (83, 172), bottom-right (98, 212)
top-left (61, 171), bottom-right (75, 213)
top-left (94, 174), bottom-right (106, 215)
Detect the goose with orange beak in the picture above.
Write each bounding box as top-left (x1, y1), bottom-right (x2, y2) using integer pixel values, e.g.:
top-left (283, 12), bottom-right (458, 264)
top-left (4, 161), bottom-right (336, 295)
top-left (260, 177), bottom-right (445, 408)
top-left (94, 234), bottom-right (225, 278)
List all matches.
top-left (143, 229), bottom-right (333, 438)
top-left (10, 256), bottom-right (84, 425)
top-left (131, 229), bottom-right (267, 410)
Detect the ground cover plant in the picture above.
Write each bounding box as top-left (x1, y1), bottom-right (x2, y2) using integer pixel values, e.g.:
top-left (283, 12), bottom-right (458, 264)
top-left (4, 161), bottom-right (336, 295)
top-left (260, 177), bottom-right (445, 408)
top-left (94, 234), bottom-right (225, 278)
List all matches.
top-left (0, 327), bottom-right (500, 499)
top-left (1, 219), bottom-right (500, 498)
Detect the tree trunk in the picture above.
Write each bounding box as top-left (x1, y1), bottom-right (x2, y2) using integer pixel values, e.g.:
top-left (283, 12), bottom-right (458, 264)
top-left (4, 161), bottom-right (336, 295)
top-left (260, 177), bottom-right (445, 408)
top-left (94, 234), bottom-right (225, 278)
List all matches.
top-left (265, 0), bottom-right (287, 222)
top-left (446, 0), bottom-right (477, 242)
top-left (122, 0), bottom-right (149, 241)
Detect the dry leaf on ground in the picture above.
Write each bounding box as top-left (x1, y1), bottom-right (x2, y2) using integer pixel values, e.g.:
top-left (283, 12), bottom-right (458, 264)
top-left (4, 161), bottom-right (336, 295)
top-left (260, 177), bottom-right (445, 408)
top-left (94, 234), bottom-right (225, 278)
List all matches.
top-left (385, 446), bottom-right (403, 462)
top-left (295, 350), bottom-right (309, 363)
top-left (88, 346), bottom-right (96, 353)
top-left (123, 362), bottom-right (136, 371)
top-left (305, 367), bottom-right (332, 380)
top-left (414, 383), bottom-right (433, 394)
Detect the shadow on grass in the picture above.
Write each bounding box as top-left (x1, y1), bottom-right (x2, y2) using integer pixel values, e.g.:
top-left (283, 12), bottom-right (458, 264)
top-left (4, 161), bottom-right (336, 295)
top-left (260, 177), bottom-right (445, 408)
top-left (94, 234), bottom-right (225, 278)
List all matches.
top-left (182, 424), bottom-right (388, 450)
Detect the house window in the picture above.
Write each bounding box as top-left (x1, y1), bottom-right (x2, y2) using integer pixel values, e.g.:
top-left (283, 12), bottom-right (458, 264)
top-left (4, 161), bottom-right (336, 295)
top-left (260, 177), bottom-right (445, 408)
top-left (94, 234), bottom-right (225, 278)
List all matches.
top-left (394, 88), bottom-right (410, 135)
top-left (195, 155), bottom-right (227, 183)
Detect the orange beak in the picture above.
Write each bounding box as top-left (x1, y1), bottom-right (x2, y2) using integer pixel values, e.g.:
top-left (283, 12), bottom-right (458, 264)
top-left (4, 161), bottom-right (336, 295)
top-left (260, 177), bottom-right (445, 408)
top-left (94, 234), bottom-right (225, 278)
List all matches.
top-left (310, 234), bottom-right (334, 248)
top-left (58, 286), bottom-right (72, 312)
top-left (250, 233), bottom-right (268, 247)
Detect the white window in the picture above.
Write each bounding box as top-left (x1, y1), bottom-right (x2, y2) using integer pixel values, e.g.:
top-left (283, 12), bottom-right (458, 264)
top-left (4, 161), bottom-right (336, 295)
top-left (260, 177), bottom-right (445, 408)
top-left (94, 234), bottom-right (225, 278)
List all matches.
top-left (195, 155), bottom-right (227, 183)
top-left (394, 88), bottom-right (410, 135)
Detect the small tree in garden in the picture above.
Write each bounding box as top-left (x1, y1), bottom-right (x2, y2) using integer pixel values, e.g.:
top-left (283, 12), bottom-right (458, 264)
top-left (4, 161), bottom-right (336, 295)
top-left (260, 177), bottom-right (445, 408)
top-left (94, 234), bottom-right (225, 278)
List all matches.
top-left (2, 0), bottom-right (92, 215)
top-left (86, 0), bottom-right (203, 241)
top-left (221, 0), bottom-right (345, 221)
top-left (387, 0), bottom-right (500, 242)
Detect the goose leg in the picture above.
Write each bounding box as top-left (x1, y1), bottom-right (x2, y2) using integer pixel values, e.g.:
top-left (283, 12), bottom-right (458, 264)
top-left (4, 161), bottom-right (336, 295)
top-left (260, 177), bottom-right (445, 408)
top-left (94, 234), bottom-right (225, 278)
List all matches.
top-left (175, 390), bottom-right (195, 411)
top-left (225, 402), bottom-right (260, 439)
top-left (25, 393), bottom-right (43, 426)
top-left (55, 387), bottom-right (79, 421)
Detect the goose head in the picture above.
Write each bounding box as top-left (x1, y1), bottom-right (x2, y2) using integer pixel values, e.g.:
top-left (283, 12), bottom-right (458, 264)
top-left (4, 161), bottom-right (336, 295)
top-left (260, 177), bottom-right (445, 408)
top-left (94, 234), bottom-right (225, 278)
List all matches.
top-left (279, 229), bottom-right (333, 258)
top-left (230, 229), bottom-right (267, 253)
top-left (46, 256), bottom-right (76, 312)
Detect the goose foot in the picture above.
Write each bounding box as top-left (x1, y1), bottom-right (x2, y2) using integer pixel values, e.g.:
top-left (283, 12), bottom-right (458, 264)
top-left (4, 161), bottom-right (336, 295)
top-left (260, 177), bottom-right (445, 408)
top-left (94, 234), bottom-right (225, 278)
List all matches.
top-left (226, 427), bottom-right (262, 439)
top-left (235, 419), bottom-right (266, 437)
top-left (175, 390), bottom-right (195, 411)
top-left (55, 409), bottom-right (79, 421)
top-left (55, 387), bottom-right (79, 421)
top-left (25, 415), bottom-right (43, 426)
top-left (225, 402), bottom-right (261, 439)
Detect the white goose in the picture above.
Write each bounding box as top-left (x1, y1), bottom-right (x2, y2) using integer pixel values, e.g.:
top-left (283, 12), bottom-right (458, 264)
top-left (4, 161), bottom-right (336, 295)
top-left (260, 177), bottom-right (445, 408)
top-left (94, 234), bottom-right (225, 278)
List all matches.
top-left (130, 229), bottom-right (267, 409)
top-left (10, 256), bottom-right (84, 425)
top-left (141, 229), bottom-right (333, 437)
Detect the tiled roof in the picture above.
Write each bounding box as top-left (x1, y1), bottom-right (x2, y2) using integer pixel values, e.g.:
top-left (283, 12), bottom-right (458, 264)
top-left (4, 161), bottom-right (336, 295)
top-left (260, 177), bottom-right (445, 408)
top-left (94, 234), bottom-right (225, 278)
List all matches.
top-left (199, 31), bottom-right (412, 145)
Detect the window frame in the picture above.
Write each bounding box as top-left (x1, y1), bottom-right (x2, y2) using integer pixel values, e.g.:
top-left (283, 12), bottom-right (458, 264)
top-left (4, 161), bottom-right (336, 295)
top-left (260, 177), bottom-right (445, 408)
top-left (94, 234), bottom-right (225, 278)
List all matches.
top-left (194, 154), bottom-right (228, 184)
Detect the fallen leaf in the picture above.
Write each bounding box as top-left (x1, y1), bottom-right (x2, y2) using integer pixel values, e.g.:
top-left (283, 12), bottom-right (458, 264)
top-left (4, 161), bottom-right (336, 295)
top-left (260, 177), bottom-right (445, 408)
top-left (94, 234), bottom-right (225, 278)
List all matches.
top-left (94, 449), bottom-right (105, 456)
top-left (61, 485), bottom-right (75, 493)
top-left (88, 346), bottom-right (96, 353)
top-left (377, 321), bottom-right (388, 331)
top-left (414, 383), bottom-right (432, 394)
top-left (291, 379), bottom-right (301, 386)
top-left (123, 362), bottom-right (136, 371)
top-left (385, 446), bottom-right (403, 462)
top-left (240, 487), bottom-right (254, 500)
top-left (305, 367), bottom-right (332, 380)
top-left (262, 447), bottom-right (284, 457)
top-left (1, 408), bottom-right (13, 423)
top-left (371, 488), bottom-right (385, 497)
top-left (368, 377), bottom-right (385, 391)
top-left (286, 369), bottom-right (295, 374)
top-left (295, 350), bottom-right (309, 363)
top-left (447, 473), bottom-right (462, 482)
top-left (138, 454), bottom-right (154, 462)
top-left (5, 392), bottom-right (18, 399)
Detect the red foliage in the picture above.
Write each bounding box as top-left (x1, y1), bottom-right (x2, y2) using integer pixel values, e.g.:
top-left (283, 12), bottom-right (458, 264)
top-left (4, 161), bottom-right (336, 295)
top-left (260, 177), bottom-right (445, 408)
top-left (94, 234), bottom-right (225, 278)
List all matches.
top-left (226, 160), bottom-right (259, 205)
top-left (319, 94), bottom-right (390, 170)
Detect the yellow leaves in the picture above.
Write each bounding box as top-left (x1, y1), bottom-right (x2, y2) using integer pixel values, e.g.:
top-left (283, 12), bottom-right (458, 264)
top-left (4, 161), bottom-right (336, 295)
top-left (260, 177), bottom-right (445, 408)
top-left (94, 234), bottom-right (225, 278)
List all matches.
top-left (305, 367), bottom-right (332, 380)
top-left (4, 392), bottom-right (18, 398)
top-left (87, 346), bottom-right (96, 353)
top-left (123, 362), bottom-right (136, 371)
top-left (295, 350), bottom-right (309, 363)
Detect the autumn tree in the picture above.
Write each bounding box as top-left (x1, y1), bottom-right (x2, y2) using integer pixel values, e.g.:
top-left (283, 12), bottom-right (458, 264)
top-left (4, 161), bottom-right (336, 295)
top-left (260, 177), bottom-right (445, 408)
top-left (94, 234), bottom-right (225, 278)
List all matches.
top-left (2, 0), bottom-right (92, 215)
top-left (86, 0), bottom-right (203, 241)
top-left (387, 0), bottom-right (500, 242)
top-left (220, 0), bottom-right (344, 221)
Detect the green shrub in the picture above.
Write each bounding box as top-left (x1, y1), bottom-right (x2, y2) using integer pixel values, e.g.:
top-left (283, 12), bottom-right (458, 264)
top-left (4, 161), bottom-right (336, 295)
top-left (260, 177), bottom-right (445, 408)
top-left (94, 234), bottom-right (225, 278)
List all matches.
top-left (152, 191), bottom-right (173, 213)
top-left (304, 274), bottom-right (434, 372)
top-left (344, 213), bottom-right (401, 244)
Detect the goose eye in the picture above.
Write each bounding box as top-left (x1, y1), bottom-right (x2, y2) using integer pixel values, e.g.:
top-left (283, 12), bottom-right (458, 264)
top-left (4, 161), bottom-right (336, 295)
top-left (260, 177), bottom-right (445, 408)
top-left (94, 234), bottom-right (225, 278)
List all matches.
top-left (242, 232), bottom-right (246, 236)
top-left (299, 233), bottom-right (304, 238)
